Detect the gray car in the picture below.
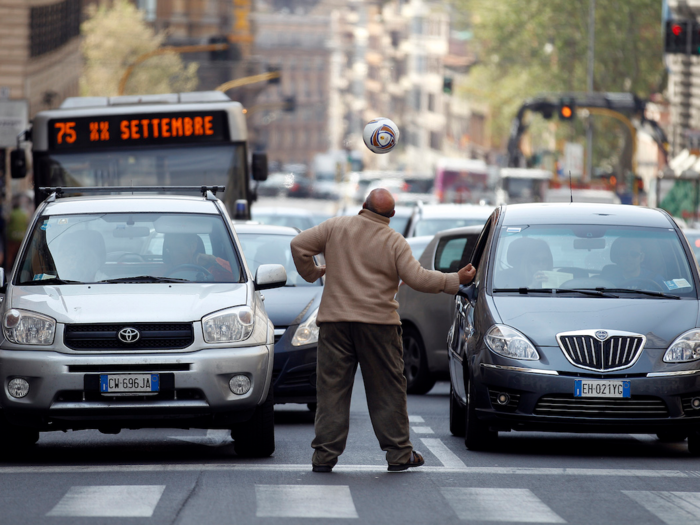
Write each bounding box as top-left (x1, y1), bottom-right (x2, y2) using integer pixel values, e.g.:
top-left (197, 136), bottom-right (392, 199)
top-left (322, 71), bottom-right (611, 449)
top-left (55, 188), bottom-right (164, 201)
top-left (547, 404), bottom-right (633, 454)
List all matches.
top-left (0, 187), bottom-right (286, 457)
top-left (397, 226), bottom-right (483, 393)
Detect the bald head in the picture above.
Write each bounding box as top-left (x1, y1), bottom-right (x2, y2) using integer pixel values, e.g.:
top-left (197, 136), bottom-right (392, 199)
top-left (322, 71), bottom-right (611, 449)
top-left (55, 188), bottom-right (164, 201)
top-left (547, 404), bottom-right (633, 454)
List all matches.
top-left (363, 188), bottom-right (395, 218)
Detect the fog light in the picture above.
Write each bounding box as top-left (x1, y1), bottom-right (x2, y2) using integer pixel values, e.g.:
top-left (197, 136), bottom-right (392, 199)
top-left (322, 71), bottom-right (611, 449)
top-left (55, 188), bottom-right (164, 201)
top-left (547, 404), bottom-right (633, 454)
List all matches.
top-left (229, 375), bottom-right (251, 395)
top-left (692, 397), bottom-right (700, 410)
top-left (496, 393), bottom-right (510, 406)
top-left (8, 378), bottom-right (29, 398)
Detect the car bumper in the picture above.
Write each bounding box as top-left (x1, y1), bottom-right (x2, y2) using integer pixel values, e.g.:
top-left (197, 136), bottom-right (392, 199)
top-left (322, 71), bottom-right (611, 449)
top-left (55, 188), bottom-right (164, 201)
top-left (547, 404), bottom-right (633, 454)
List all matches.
top-left (475, 364), bottom-right (700, 433)
top-left (0, 345), bottom-right (272, 430)
top-left (272, 328), bottom-right (317, 404)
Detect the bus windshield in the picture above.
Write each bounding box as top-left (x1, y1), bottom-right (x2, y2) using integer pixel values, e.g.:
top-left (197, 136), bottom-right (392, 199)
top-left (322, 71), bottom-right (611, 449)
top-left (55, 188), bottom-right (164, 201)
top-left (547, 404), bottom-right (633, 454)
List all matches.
top-left (37, 144), bottom-right (246, 188)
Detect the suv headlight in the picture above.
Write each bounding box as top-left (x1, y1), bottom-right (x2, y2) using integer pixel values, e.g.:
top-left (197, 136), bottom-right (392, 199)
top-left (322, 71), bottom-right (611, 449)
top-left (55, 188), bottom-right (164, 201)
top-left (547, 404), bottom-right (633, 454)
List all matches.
top-left (291, 308), bottom-right (319, 347)
top-left (664, 329), bottom-right (700, 363)
top-left (202, 306), bottom-right (255, 343)
top-left (485, 324), bottom-right (539, 361)
top-left (3, 309), bottom-right (56, 345)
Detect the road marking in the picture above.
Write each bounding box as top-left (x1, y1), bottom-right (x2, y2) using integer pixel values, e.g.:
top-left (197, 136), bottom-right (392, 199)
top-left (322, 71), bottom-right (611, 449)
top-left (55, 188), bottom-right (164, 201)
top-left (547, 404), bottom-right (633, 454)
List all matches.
top-left (408, 415), bottom-right (425, 423)
top-left (441, 487), bottom-right (566, 523)
top-left (421, 438), bottom-right (467, 468)
top-left (0, 464), bottom-right (696, 477)
top-left (169, 429), bottom-right (232, 446)
top-left (624, 491), bottom-right (700, 525)
top-left (46, 485), bottom-right (165, 517)
top-left (255, 485), bottom-right (358, 518)
top-left (412, 426), bottom-right (434, 434)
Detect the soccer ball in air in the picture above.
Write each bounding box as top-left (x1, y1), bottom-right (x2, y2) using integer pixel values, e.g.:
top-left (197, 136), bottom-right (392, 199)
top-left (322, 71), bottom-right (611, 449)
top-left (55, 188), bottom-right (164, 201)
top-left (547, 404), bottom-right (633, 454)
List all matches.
top-left (363, 118), bottom-right (400, 154)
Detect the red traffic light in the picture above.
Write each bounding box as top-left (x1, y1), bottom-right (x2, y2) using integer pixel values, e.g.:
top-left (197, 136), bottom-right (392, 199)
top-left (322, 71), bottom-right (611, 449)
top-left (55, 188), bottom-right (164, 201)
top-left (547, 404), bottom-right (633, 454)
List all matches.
top-left (560, 106), bottom-right (573, 119)
top-left (672, 23), bottom-right (683, 36)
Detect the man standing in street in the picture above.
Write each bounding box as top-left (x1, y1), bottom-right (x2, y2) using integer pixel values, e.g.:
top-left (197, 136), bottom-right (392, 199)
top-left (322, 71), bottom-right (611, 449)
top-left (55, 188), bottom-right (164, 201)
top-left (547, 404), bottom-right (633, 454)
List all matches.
top-left (290, 188), bottom-right (476, 472)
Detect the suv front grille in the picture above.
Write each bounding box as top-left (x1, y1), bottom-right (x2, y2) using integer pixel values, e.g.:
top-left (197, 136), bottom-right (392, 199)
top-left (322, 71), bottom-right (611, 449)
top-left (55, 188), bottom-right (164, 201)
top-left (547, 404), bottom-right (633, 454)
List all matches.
top-left (64, 323), bottom-right (194, 351)
top-left (534, 395), bottom-right (669, 418)
top-left (557, 331), bottom-right (645, 372)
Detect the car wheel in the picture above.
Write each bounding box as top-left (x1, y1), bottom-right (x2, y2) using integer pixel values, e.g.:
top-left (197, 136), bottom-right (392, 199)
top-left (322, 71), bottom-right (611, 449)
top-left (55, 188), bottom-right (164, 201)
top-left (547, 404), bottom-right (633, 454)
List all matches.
top-left (688, 432), bottom-right (700, 456)
top-left (231, 387), bottom-right (275, 458)
top-left (656, 431), bottom-right (687, 443)
top-left (449, 384), bottom-right (466, 437)
top-left (402, 327), bottom-right (436, 395)
top-left (464, 377), bottom-right (497, 451)
top-left (0, 415), bottom-right (39, 449)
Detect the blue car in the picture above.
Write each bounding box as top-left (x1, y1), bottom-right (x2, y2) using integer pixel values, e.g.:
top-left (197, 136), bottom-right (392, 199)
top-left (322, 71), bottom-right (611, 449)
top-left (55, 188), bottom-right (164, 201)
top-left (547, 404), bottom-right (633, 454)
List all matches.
top-left (235, 224), bottom-right (323, 409)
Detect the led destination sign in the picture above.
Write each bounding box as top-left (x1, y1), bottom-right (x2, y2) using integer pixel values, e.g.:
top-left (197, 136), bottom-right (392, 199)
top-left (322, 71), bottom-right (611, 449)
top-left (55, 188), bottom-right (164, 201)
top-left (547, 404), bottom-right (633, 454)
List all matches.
top-left (48, 111), bottom-right (230, 150)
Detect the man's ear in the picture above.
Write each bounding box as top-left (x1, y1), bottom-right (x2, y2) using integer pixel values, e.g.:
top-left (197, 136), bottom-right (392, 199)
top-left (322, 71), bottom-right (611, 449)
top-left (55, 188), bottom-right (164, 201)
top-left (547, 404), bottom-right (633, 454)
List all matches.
top-left (362, 202), bottom-right (367, 210)
top-left (390, 210), bottom-right (395, 217)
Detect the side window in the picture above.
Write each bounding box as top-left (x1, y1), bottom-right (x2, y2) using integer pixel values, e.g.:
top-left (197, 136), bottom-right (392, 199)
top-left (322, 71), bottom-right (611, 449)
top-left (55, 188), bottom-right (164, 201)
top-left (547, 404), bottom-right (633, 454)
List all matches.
top-left (458, 234), bottom-right (480, 267)
top-left (469, 218), bottom-right (494, 268)
top-left (435, 237), bottom-right (468, 273)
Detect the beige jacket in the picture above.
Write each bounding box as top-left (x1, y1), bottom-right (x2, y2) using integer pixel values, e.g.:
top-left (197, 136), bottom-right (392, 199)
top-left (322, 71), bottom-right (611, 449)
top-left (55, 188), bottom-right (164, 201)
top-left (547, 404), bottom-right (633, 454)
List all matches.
top-left (290, 209), bottom-right (461, 325)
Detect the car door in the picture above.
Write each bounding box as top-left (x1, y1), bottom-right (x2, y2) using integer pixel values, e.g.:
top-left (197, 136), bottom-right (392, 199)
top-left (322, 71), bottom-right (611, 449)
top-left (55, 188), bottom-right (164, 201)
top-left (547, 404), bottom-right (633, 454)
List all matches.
top-left (416, 232), bottom-right (480, 372)
top-left (450, 217), bottom-right (494, 403)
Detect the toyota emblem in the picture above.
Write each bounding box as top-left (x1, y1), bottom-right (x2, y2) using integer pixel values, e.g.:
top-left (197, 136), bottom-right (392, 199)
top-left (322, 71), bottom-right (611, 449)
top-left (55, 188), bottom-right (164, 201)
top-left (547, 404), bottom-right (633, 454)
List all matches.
top-left (118, 327), bottom-right (140, 343)
top-left (594, 330), bottom-right (609, 341)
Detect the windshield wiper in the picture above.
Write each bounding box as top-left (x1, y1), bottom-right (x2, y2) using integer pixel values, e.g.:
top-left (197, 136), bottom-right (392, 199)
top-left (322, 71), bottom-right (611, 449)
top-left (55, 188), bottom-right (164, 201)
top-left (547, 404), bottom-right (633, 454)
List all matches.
top-left (96, 276), bottom-right (189, 284)
top-left (493, 288), bottom-right (617, 298)
top-left (596, 288), bottom-right (682, 300)
top-left (21, 277), bottom-right (82, 286)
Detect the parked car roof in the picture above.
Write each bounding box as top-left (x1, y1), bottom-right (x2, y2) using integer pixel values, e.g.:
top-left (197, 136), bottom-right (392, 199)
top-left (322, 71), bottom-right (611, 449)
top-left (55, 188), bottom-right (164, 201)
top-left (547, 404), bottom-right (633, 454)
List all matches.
top-left (43, 194), bottom-right (219, 215)
top-left (501, 203), bottom-right (675, 228)
top-left (233, 223), bottom-right (299, 235)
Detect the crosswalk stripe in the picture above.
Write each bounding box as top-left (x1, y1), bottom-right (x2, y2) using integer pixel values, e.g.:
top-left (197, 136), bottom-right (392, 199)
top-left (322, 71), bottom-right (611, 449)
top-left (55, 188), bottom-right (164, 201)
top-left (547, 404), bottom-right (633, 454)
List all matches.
top-left (412, 426), bottom-right (434, 434)
top-left (421, 438), bottom-right (467, 468)
top-left (255, 485), bottom-right (358, 518)
top-left (408, 415), bottom-right (425, 423)
top-left (441, 487), bottom-right (566, 523)
top-left (624, 491), bottom-right (700, 525)
top-left (46, 485), bottom-right (165, 517)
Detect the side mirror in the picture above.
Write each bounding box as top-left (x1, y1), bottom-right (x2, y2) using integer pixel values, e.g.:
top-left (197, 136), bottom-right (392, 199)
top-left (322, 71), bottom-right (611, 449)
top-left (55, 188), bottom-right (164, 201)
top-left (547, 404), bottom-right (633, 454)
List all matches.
top-left (254, 264), bottom-right (287, 290)
top-left (456, 283), bottom-right (477, 307)
top-left (252, 152), bottom-right (268, 182)
top-left (10, 149), bottom-right (27, 179)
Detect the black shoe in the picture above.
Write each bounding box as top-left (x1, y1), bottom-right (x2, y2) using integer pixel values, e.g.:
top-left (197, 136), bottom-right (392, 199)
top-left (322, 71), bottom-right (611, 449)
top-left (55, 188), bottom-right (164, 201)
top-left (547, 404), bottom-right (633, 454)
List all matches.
top-left (312, 464), bottom-right (333, 473)
top-left (388, 450), bottom-right (425, 472)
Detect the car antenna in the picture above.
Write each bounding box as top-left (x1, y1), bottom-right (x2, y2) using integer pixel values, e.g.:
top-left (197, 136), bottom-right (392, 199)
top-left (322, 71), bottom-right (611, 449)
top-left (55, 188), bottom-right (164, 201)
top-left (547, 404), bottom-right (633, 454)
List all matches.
top-left (569, 171), bottom-right (573, 203)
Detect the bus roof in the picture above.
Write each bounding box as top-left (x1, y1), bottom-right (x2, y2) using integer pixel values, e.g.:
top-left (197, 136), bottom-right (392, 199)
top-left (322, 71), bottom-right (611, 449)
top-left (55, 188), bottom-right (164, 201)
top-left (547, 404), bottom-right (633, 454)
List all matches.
top-left (59, 91), bottom-right (231, 109)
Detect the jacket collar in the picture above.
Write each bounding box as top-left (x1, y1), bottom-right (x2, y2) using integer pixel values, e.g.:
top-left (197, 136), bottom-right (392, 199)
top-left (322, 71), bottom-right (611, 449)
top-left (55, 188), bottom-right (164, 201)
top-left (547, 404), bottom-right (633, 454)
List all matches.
top-left (359, 208), bottom-right (391, 225)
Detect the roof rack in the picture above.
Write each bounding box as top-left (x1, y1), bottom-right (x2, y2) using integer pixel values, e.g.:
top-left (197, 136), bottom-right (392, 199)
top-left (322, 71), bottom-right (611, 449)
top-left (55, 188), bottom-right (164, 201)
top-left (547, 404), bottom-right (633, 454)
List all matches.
top-left (39, 186), bottom-right (226, 199)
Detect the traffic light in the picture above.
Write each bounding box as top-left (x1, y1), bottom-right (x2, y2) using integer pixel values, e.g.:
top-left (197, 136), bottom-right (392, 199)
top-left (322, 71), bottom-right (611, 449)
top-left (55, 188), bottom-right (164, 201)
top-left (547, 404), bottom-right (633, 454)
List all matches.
top-left (558, 98), bottom-right (576, 121)
top-left (443, 76), bottom-right (453, 95)
top-left (664, 20), bottom-right (700, 55)
top-left (267, 65), bottom-right (281, 85)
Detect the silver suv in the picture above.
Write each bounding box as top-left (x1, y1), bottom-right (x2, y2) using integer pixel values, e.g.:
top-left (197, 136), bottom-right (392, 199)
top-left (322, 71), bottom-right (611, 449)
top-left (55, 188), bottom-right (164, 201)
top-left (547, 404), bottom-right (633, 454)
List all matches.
top-left (0, 187), bottom-right (286, 457)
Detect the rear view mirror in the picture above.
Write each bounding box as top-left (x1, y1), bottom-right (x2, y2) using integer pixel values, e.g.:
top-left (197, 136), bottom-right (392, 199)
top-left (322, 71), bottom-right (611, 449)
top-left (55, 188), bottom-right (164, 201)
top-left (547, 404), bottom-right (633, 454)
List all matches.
top-left (255, 264), bottom-right (287, 290)
top-left (457, 283), bottom-right (477, 306)
top-left (10, 149), bottom-right (27, 179)
top-left (252, 152), bottom-right (268, 182)
top-left (574, 238), bottom-right (606, 250)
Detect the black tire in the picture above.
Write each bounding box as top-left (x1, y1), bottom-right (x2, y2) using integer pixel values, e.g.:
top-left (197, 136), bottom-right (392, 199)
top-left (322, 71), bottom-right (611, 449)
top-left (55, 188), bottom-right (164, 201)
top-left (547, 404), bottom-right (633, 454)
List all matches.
top-left (449, 384), bottom-right (466, 437)
top-left (656, 431), bottom-right (687, 443)
top-left (688, 432), bottom-right (700, 456)
top-left (232, 387), bottom-right (275, 458)
top-left (402, 327), bottom-right (436, 395)
top-left (464, 377), bottom-right (497, 451)
top-left (0, 414), bottom-right (39, 450)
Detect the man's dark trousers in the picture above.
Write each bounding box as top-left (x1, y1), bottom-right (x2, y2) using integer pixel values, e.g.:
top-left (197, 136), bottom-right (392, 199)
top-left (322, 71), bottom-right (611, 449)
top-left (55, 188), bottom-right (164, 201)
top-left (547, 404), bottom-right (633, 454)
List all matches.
top-left (312, 322), bottom-right (413, 467)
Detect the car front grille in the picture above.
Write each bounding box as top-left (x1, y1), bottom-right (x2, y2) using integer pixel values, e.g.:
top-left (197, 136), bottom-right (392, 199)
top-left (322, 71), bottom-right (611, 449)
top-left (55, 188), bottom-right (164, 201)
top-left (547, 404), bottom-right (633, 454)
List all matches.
top-left (534, 395), bottom-right (669, 418)
top-left (64, 323), bottom-right (194, 351)
top-left (557, 331), bottom-right (645, 372)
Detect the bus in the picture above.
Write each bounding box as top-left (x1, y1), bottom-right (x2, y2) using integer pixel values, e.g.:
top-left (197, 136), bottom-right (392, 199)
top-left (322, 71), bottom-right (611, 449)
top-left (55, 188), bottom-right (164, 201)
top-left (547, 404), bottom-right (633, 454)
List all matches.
top-left (434, 157), bottom-right (491, 204)
top-left (11, 91), bottom-right (267, 218)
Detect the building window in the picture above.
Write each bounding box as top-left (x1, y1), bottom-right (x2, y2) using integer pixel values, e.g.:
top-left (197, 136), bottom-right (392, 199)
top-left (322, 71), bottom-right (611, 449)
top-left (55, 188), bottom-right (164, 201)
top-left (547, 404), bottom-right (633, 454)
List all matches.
top-left (30, 0), bottom-right (81, 58)
top-left (428, 93), bottom-right (435, 112)
top-left (137, 0), bottom-right (157, 22)
top-left (430, 131), bottom-right (442, 151)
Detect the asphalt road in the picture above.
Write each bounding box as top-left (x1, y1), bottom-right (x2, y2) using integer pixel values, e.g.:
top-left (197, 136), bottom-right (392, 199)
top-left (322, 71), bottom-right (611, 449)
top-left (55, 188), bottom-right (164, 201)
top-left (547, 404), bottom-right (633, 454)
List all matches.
top-left (2, 372), bottom-right (700, 525)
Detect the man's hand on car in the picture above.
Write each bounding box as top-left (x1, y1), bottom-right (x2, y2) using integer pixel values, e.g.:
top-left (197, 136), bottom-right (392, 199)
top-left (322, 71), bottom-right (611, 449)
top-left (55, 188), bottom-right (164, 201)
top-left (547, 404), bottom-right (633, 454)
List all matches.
top-left (458, 263), bottom-right (476, 285)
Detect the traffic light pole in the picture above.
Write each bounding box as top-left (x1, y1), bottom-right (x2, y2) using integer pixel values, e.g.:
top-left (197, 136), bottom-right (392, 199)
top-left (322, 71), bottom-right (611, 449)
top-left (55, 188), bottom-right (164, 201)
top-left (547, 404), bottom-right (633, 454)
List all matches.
top-left (585, 0), bottom-right (595, 183)
top-left (214, 72), bottom-right (281, 93)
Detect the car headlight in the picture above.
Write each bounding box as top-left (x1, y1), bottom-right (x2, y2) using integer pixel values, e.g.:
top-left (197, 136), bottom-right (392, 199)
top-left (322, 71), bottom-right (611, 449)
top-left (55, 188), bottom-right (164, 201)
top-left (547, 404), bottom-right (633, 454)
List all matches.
top-left (3, 309), bottom-right (56, 345)
top-left (202, 306), bottom-right (255, 343)
top-left (664, 329), bottom-right (700, 363)
top-left (485, 324), bottom-right (539, 361)
top-left (291, 308), bottom-right (319, 347)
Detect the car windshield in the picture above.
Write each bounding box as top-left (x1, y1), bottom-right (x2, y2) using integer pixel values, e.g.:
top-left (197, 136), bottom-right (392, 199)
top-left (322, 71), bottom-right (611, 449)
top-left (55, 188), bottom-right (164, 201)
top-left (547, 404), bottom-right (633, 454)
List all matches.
top-left (390, 215), bottom-right (410, 236)
top-left (492, 224), bottom-right (696, 297)
top-left (237, 233), bottom-right (320, 287)
top-left (414, 217), bottom-right (487, 237)
top-left (16, 213), bottom-right (243, 285)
